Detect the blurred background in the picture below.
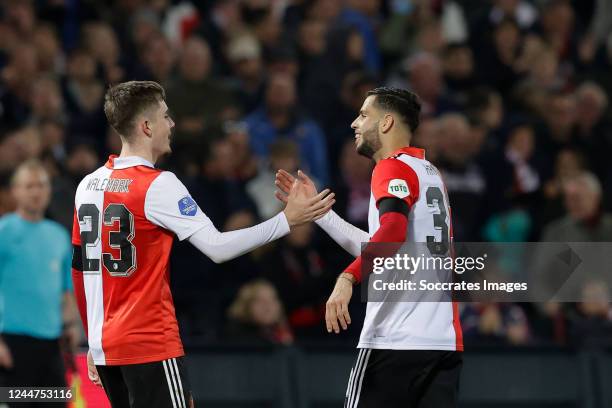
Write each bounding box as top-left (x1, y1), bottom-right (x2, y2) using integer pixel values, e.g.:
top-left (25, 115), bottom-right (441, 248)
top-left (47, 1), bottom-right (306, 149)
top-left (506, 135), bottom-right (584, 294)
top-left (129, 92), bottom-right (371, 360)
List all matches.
top-left (0, 0), bottom-right (612, 406)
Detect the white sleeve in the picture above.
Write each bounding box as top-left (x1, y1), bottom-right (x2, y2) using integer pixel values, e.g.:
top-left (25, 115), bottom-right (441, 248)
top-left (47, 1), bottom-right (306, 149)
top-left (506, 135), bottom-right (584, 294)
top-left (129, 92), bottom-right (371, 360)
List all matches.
top-left (187, 212), bottom-right (290, 263)
top-left (144, 171), bottom-right (290, 263)
top-left (314, 210), bottom-right (370, 257)
top-left (144, 171), bottom-right (211, 241)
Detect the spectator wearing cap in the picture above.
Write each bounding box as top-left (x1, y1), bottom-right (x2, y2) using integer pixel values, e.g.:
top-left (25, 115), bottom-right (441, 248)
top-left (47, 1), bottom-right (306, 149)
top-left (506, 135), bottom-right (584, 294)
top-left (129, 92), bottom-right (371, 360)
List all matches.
top-left (225, 34), bottom-right (266, 114)
top-left (245, 72), bottom-right (329, 186)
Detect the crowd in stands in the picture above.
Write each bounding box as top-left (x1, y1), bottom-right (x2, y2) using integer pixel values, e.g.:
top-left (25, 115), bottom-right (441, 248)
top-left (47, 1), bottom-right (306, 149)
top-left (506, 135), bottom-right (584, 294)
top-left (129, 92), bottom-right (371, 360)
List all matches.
top-left (1, 0), bottom-right (612, 349)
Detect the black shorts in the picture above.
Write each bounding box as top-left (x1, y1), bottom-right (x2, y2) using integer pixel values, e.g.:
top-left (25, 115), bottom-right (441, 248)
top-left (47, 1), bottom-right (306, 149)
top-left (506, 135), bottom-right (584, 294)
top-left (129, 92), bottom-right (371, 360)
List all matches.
top-left (344, 349), bottom-right (462, 408)
top-left (96, 357), bottom-right (193, 408)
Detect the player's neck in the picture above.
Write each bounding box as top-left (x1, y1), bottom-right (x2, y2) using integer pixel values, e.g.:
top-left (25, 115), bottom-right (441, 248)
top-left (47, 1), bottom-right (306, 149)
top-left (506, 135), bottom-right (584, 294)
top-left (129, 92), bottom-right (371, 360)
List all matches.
top-left (16, 208), bottom-right (44, 222)
top-left (373, 141), bottom-right (410, 163)
top-left (119, 144), bottom-right (156, 164)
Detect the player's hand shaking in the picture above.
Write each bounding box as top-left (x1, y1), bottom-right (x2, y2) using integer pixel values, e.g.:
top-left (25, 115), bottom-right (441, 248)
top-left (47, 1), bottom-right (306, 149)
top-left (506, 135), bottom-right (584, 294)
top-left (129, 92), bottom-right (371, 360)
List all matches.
top-left (275, 169), bottom-right (318, 202)
top-left (283, 177), bottom-right (335, 226)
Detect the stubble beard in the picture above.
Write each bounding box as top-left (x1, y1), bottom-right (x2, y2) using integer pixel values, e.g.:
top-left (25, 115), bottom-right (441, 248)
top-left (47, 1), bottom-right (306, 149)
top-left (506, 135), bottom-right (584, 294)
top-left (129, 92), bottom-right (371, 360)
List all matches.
top-left (356, 125), bottom-right (382, 160)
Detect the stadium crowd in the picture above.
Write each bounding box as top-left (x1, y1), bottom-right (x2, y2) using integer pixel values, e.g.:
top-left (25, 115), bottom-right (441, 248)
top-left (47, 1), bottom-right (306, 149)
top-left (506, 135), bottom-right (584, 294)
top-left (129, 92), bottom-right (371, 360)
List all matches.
top-left (1, 0), bottom-right (612, 350)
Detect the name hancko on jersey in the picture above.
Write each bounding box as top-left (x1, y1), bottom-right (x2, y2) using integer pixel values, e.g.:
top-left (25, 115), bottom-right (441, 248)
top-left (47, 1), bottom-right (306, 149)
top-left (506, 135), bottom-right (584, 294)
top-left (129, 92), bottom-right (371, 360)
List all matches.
top-left (86, 177), bottom-right (133, 193)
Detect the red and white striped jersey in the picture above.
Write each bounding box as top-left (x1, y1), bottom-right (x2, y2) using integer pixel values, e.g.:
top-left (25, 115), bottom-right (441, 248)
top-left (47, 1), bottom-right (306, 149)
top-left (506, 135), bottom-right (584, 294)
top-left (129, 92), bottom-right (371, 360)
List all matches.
top-left (358, 147), bottom-right (464, 351)
top-left (72, 155), bottom-right (209, 365)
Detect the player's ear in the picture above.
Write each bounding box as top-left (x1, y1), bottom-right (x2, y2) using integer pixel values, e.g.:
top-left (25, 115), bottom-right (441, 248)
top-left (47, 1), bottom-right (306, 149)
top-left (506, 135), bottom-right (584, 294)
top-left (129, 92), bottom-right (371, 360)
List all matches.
top-left (142, 120), bottom-right (152, 137)
top-left (380, 113), bottom-right (394, 133)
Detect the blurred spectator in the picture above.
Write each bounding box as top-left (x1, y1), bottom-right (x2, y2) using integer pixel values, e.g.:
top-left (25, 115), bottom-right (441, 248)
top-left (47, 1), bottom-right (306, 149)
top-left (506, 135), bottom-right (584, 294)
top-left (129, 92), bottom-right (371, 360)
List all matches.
top-left (166, 36), bottom-right (236, 149)
top-left (0, 160), bottom-right (80, 397)
top-left (136, 32), bottom-right (176, 85)
top-left (246, 72), bottom-right (329, 185)
top-left (338, 0), bottom-right (382, 74)
top-left (482, 123), bottom-right (540, 239)
top-left (194, 0), bottom-right (244, 72)
top-left (394, 52), bottom-right (455, 117)
top-left (225, 34), bottom-right (266, 114)
top-left (39, 118), bottom-right (67, 163)
top-left (412, 118), bottom-right (441, 163)
top-left (540, 91), bottom-right (578, 155)
top-left (541, 172), bottom-right (612, 242)
top-left (225, 279), bottom-right (294, 345)
top-left (186, 137), bottom-right (256, 229)
top-left (297, 18), bottom-right (327, 71)
top-left (0, 43), bottom-right (39, 126)
top-left (569, 281), bottom-right (612, 349)
top-left (260, 223), bottom-right (334, 338)
top-left (437, 113), bottom-right (487, 240)
top-left (2, 0), bottom-right (37, 41)
top-left (83, 22), bottom-right (125, 84)
top-left (478, 17), bottom-right (524, 96)
top-left (247, 140), bottom-right (300, 220)
top-left (302, 25), bottom-right (366, 126)
top-left (461, 303), bottom-right (531, 346)
top-left (538, 0), bottom-right (578, 65)
top-left (62, 49), bottom-right (107, 145)
top-left (32, 24), bottom-right (64, 74)
top-left (0, 126), bottom-right (42, 174)
top-left (333, 139), bottom-right (373, 230)
top-left (29, 76), bottom-right (65, 125)
top-left (442, 42), bottom-right (476, 96)
top-left (325, 70), bottom-right (378, 169)
top-left (47, 142), bottom-right (99, 231)
top-left (572, 82), bottom-right (612, 198)
top-left (241, 2), bottom-right (283, 55)
top-left (225, 120), bottom-right (259, 181)
top-left (538, 148), bottom-right (586, 230)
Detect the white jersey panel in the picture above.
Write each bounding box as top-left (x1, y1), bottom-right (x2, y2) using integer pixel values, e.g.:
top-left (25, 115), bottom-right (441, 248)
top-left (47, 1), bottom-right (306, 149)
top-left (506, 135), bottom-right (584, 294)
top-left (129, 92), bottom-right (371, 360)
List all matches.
top-left (359, 153), bottom-right (459, 351)
top-left (144, 171), bottom-right (211, 241)
top-left (74, 165), bottom-right (113, 364)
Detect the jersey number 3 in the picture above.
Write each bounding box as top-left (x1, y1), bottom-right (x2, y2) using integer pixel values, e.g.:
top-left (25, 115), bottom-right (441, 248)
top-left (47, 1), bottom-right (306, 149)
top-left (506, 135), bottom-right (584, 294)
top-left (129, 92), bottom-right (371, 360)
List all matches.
top-left (77, 203), bottom-right (137, 277)
top-left (426, 186), bottom-right (449, 256)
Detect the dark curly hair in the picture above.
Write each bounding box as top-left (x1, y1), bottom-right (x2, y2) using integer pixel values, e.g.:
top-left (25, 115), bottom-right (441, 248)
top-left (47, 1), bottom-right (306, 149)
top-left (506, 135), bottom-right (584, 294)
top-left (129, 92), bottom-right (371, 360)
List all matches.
top-left (367, 87), bottom-right (421, 133)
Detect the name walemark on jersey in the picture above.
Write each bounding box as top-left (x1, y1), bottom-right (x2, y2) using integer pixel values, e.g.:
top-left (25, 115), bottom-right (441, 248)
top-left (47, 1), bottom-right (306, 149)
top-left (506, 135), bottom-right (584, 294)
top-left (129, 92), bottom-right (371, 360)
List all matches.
top-left (424, 164), bottom-right (440, 176)
top-left (86, 178), bottom-right (133, 193)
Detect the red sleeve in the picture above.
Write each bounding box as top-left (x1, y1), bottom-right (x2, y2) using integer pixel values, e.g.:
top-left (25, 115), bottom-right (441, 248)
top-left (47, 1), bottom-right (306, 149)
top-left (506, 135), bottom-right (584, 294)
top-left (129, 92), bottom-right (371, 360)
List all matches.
top-left (371, 158), bottom-right (420, 208)
top-left (344, 212), bottom-right (408, 283)
top-left (343, 158), bottom-right (419, 283)
top-left (71, 208), bottom-right (88, 337)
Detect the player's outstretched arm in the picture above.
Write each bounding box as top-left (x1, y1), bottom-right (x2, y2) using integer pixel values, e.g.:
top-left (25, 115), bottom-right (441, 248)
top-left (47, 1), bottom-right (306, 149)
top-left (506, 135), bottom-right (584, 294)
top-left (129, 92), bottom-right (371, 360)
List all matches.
top-left (144, 171), bottom-right (334, 264)
top-left (275, 169), bottom-right (370, 257)
top-left (187, 180), bottom-right (334, 263)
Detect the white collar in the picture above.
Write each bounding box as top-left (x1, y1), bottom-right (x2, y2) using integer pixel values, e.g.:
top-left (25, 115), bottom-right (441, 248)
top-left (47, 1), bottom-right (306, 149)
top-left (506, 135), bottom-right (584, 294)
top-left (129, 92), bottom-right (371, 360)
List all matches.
top-left (112, 156), bottom-right (155, 169)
